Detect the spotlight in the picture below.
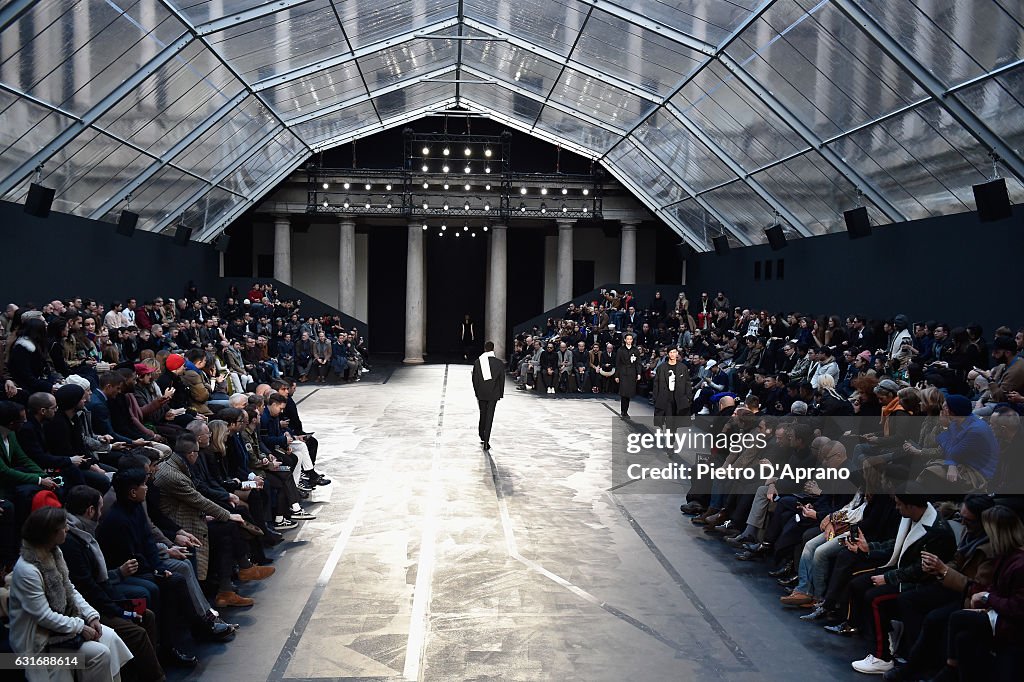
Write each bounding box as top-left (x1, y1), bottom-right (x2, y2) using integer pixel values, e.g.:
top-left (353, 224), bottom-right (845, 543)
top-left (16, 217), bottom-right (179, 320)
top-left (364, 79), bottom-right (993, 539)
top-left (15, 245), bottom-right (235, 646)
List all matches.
top-left (520, 187), bottom-right (527, 195)
top-left (422, 164), bottom-right (429, 172)
top-left (364, 200), bottom-right (371, 209)
top-left (462, 202), bottom-right (470, 211)
top-left (455, 231), bottom-right (461, 237)
top-left (519, 202), bottom-right (526, 212)
top-left (422, 224), bottom-right (428, 230)
top-left (471, 232), bottom-right (476, 237)
top-left (441, 224), bottom-right (447, 231)
top-left (514, 70), bottom-right (521, 81)
top-left (582, 205), bottom-right (589, 213)
top-left (484, 148), bottom-right (492, 157)
top-left (582, 188), bottom-right (589, 196)
top-left (438, 232), bottom-right (443, 237)
top-left (540, 203), bottom-right (547, 213)
top-left (423, 181), bottom-right (429, 189)
top-left (483, 225), bottom-right (489, 232)
top-left (443, 201), bottom-right (450, 211)
top-left (485, 183), bottom-right (491, 190)
top-left (322, 200), bottom-right (329, 207)
top-left (322, 182), bottom-right (329, 189)
top-left (561, 188), bottom-right (568, 195)
top-left (484, 166), bottom-right (491, 173)
top-left (422, 201), bottom-right (429, 209)
top-left (463, 225), bottom-right (469, 231)
top-left (561, 204), bottom-right (567, 213)
top-left (386, 198), bottom-right (393, 209)
top-left (464, 184), bottom-right (471, 191)
top-left (540, 188), bottom-right (548, 195)
top-left (422, 146), bottom-right (430, 155)
top-left (343, 198), bottom-right (351, 208)
top-left (364, 183), bottom-right (371, 190)
top-left (385, 183), bottom-right (392, 191)
top-left (464, 165), bottom-right (471, 174)
top-left (442, 164), bottom-right (450, 173)
top-left (343, 182), bottom-right (350, 189)
top-left (443, 183), bottom-right (450, 190)
top-left (464, 147), bottom-right (471, 156)
top-left (484, 202), bottom-right (491, 211)
top-left (442, 147), bottom-right (450, 156)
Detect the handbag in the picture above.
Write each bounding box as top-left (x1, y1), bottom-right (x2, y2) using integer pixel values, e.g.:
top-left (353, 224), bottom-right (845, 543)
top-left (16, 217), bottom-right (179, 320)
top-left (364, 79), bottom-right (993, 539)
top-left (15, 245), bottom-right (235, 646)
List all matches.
top-left (46, 633), bottom-right (85, 652)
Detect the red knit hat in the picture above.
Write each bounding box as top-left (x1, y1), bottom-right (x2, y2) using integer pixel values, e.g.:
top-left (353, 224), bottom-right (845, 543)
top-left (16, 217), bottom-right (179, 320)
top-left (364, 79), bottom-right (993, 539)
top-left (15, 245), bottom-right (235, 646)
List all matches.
top-left (165, 354), bottom-right (185, 371)
top-left (31, 490), bottom-right (62, 512)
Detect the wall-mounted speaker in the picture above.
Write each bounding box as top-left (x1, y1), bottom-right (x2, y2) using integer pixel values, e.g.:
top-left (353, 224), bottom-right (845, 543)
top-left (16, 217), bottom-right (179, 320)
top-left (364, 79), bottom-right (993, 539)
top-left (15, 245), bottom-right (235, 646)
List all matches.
top-left (712, 235), bottom-right (730, 256)
top-left (676, 242), bottom-right (695, 260)
top-left (973, 178), bottom-right (1012, 222)
top-left (116, 210), bottom-right (139, 237)
top-left (765, 224), bottom-right (787, 251)
top-left (844, 206), bottom-right (871, 239)
top-left (173, 224), bottom-right (192, 245)
top-left (24, 183), bottom-right (55, 217)
top-left (214, 234), bottom-right (231, 252)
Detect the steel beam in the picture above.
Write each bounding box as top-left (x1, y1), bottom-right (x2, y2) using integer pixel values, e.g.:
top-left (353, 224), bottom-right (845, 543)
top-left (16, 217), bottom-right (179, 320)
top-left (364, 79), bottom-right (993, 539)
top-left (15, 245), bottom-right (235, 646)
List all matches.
top-left (0, 0), bottom-right (38, 34)
top-left (831, 0), bottom-right (1024, 182)
top-left (250, 18), bottom-right (460, 92)
top-left (575, 0), bottom-right (716, 56)
top-left (192, 0), bottom-right (319, 36)
top-left (307, 101), bottom-right (458, 152)
top-left (459, 100), bottom-right (600, 159)
top-left (604, 166), bottom-right (705, 251)
top-left (664, 102), bottom-right (814, 237)
top-left (0, 32), bottom-right (195, 195)
top-left (88, 90), bottom-right (251, 219)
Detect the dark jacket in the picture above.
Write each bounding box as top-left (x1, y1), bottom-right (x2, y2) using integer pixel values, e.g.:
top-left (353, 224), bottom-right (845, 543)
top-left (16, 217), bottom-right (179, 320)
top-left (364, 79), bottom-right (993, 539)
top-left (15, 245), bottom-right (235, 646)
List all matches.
top-left (652, 361), bottom-right (692, 414)
top-left (61, 519), bottom-right (125, 618)
top-left (869, 503), bottom-right (957, 592)
top-left (190, 448), bottom-right (232, 507)
top-left (472, 355), bottom-right (505, 402)
top-left (615, 345), bottom-right (642, 398)
top-left (43, 412), bottom-right (88, 458)
top-left (96, 499), bottom-right (163, 574)
top-left (17, 417), bottom-right (73, 471)
top-left (969, 548), bottom-right (1024, 644)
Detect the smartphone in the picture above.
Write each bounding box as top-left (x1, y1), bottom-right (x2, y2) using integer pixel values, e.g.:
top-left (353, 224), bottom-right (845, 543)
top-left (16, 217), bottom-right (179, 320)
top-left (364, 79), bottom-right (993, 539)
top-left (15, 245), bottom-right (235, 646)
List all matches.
top-left (848, 523), bottom-right (860, 541)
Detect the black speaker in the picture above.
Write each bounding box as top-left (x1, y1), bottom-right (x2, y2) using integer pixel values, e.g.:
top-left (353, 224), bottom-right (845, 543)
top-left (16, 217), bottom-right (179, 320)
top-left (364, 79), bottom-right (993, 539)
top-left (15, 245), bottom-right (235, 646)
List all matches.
top-left (214, 234), bottom-right (231, 252)
top-left (712, 235), bottom-right (730, 256)
top-left (24, 183), bottom-right (55, 217)
top-left (116, 210), bottom-right (138, 237)
top-left (173, 224), bottom-right (192, 245)
top-left (844, 206), bottom-right (871, 239)
top-left (765, 224), bottom-right (787, 251)
top-left (973, 178), bottom-right (1012, 222)
top-left (676, 242), bottom-right (695, 259)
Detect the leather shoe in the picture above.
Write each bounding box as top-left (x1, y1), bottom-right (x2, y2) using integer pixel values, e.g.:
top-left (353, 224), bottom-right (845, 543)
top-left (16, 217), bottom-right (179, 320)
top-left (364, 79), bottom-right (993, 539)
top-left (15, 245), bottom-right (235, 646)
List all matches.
top-left (238, 565), bottom-right (275, 581)
top-left (777, 574), bottom-right (799, 587)
top-left (196, 617), bottom-right (236, 642)
top-left (725, 535), bottom-right (755, 548)
top-left (824, 621), bottom-right (858, 636)
top-left (780, 591), bottom-right (815, 607)
top-left (163, 647), bottom-right (198, 668)
top-left (768, 561), bottom-right (794, 578)
top-left (800, 605), bottom-right (831, 621)
top-left (744, 541), bottom-right (771, 554)
top-left (483, 442), bottom-right (491, 450)
top-left (215, 591), bottom-right (255, 608)
top-left (734, 551), bottom-right (761, 562)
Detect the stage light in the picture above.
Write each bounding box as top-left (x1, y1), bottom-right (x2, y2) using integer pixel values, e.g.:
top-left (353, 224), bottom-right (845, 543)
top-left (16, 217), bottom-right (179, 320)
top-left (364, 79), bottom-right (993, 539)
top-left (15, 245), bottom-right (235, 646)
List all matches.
top-left (471, 232), bottom-right (476, 237)
top-left (322, 182), bottom-right (329, 189)
top-left (438, 232), bottom-right (443, 237)
top-left (561, 204), bottom-right (567, 213)
top-left (464, 147), bottom-right (471, 156)
top-left (464, 183), bottom-right (471, 191)
top-left (484, 183), bottom-right (491, 190)
top-left (514, 70), bottom-right (521, 81)
top-left (483, 225), bottom-right (489, 232)
top-left (540, 188), bottom-right (548, 195)
top-left (463, 225), bottom-right (469, 231)
top-left (561, 188), bottom-right (568, 195)
top-left (484, 166), bottom-right (491, 174)
top-left (582, 188), bottom-right (589, 196)
top-left (385, 183), bottom-right (392, 191)
top-left (364, 183), bottom-right (371, 190)
top-left (322, 199), bottom-right (329, 207)
top-left (484, 202), bottom-right (491, 211)
top-left (484, 148), bottom-right (492, 158)
top-left (519, 202), bottom-right (526, 212)
top-left (422, 201), bottom-right (429, 209)
top-left (464, 165), bottom-right (471, 174)
top-left (422, 146), bottom-right (430, 156)
top-left (422, 164), bottom-right (429, 172)
top-left (443, 201), bottom-right (450, 211)
top-left (582, 205), bottom-right (589, 213)
top-left (520, 187), bottom-right (527, 195)
top-left (422, 224), bottom-right (428, 230)
top-left (443, 183), bottom-right (450, 190)
top-left (343, 182), bottom-right (350, 190)
top-left (343, 198), bottom-right (351, 208)
top-left (540, 203), bottom-right (547, 213)
top-left (442, 147), bottom-right (450, 156)
top-left (463, 201), bottom-right (470, 211)
top-left (442, 164), bottom-right (450, 173)
top-left (455, 231), bottom-right (461, 237)
top-left (423, 181), bottom-right (429, 189)
top-left (386, 198), bottom-right (393, 209)
top-left (364, 200), bottom-right (371, 209)
top-left (441, 224), bottom-right (447, 231)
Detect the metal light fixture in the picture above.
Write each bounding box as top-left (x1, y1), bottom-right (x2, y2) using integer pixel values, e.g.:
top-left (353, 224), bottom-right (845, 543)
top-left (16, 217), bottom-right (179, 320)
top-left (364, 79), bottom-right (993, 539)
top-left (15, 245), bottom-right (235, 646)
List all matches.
top-left (464, 165), bottom-right (471, 174)
top-left (343, 198), bottom-right (351, 208)
top-left (322, 182), bottom-right (329, 189)
top-left (343, 182), bottom-right (351, 190)
top-left (483, 225), bottom-right (489, 232)
top-left (422, 224), bottom-right (428, 230)
top-left (443, 183), bottom-right (450, 190)
top-left (464, 183), bottom-right (471, 191)
top-left (471, 232), bottom-right (477, 237)
top-left (464, 147), bottom-right (472, 156)
top-left (422, 146), bottom-right (430, 155)
top-left (484, 165), bottom-right (491, 174)
top-left (520, 187), bottom-right (527, 195)
top-left (442, 147), bottom-right (450, 156)
top-left (519, 202), bottom-right (526, 211)
top-left (385, 183), bottom-right (392, 191)
top-left (540, 188), bottom-right (548, 195)
top-left (540, 203), bottom-right (547, 213)
top-left (364, 183), bottom-right (371, 190)
top-left (442, 164), bottom-right (450, 173)
top-left (463, 225), bottom-right (469, 231)
top-left (386, 198), bottom-right (393, 209)
top-left (423, 181), bottom-right (429, 189)
top-left (421, 164), bottom-right (429, 172)
top-left (484, 148), bottom-right (492, 157)
top-left (561, 188), bottom-right (568, 195)
top-left (582, 188), bottom-right (589, 196)
top-left (561, 203), bottom-right (567, 212)
top-left (364, 200), bottom-right (371, 209)
top-left (484, 202), bottom-right (491, 211)
top-left (322, 199), bottom-right (328, 207)
top-left (441, 224), bottom-right (447, 231)
top-left (463, 201), bottom-right (470, 211)
top-left (422, 200), bottom-right (429, 209)
top-left (455, 231), bottom-right (461, 237)
top-left (484, 183), bottom-right (491, 190)
top-left (443, 201), bottom-right (450, 211)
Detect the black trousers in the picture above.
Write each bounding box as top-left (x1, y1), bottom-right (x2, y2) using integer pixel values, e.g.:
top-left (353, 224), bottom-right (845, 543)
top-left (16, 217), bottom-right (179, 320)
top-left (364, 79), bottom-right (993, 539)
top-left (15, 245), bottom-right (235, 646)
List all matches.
top-left (948, 609), bottom-right (995, 677)
top-left (0, 499), bottom-right (17, 571)
top-left (903, 600), bottom-right (959, 678)
top-left (897, 584), bottom-right (959, 660)
top-left (207, 520), bottom-right (249, 592)
top-left (824, 549), bottom-right (877, 612)
top-left (478, 400), bottom-right (497, 443)
top-left (849, 570), bottom-right (900, 660)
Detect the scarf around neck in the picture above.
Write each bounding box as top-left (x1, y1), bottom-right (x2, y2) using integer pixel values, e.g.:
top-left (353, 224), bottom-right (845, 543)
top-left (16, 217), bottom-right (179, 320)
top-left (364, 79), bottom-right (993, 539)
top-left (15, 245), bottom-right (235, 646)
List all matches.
top-left (478, 351), bottom-right (495, 381)
top-left (20, 540), bottom-right (79, 619)
top-left (67, 514), bottom-right (108, 584)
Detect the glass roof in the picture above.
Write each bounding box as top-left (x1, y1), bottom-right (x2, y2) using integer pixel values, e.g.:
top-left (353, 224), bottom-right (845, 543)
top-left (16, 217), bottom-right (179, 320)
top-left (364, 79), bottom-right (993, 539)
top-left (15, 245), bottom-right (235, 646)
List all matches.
top-left (0, 0), bottom-right (1021, 249)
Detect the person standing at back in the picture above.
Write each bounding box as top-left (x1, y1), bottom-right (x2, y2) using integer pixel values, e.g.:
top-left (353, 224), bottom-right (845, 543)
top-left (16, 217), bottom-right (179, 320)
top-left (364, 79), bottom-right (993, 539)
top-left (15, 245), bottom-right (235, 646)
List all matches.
top-left (472, 342), bottom-right (504, 451)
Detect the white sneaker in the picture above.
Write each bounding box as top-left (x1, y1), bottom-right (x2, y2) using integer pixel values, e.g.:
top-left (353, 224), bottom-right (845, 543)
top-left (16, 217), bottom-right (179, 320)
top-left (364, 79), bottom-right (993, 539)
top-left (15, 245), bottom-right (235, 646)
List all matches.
top-left (851, 654), bottom-right (893, 674)
top-left (361, 368), bottom-right (370, 373)
top-left (698, 407), bottom-right (711, 415)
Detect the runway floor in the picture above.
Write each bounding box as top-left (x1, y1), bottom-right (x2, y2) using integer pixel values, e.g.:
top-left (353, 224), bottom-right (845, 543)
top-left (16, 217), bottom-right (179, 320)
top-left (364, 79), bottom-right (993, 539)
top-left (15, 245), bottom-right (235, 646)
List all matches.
top-left (172, 364), bottom-right (865, 681)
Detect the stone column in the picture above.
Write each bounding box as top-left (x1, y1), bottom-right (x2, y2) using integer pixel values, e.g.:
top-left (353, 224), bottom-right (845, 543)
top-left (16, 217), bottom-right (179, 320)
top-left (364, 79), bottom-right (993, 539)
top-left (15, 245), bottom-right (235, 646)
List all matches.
top-left (485, 224), bottom-right (508, 360)
top-left (619, 220), bottom-right (638, 285)
top-left (273, 215), bottom-right (291, 285)
top-left (404, 222), bottom-right (425, 364)
top-left (338, 218), bottom-right (356, 315)
top-left (556, 219), bottom-right (574, 304)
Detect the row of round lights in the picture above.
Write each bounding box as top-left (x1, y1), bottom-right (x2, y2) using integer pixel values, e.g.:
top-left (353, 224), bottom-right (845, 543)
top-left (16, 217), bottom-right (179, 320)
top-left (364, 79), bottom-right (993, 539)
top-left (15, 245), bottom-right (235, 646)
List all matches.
top-left (520, 187), bottom-right (590, 196)
top-left (421, 223), bottom-right (490, 238)
top-left (322, 182), bottom-right (395, 191)
top-left (421, 145), bottom-right (493, 158)
top-left (420, 162), bottom-right (491, 173)
top-left (322, 197), bottom-right (590, 213)
top-left (519, 202), bottom-right (589, 214)
top-left (322, 182), bottom-right (590, 197)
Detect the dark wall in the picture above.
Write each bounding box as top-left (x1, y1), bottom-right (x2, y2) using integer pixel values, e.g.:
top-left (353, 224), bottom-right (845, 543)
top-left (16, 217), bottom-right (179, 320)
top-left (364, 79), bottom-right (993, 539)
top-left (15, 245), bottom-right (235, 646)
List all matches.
top-left (425, 231), bottom-right (487, 356)
top-left (687, 206), bottom-right (1024, 335)
top-left (0, 200), bottom-right (220, 306)
top-left (367, 227), bottom-right (408, 354)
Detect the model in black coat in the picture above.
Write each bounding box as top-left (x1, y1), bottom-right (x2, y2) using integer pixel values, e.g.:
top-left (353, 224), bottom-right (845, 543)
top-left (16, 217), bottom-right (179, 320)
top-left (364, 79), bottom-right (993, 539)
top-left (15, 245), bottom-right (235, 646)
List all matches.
top-left (472, 343), bottom-right (505, 449)
top-left (653, 350), bottom-right (693, 426)
top-left (615, 334), bottom-right (643, 417)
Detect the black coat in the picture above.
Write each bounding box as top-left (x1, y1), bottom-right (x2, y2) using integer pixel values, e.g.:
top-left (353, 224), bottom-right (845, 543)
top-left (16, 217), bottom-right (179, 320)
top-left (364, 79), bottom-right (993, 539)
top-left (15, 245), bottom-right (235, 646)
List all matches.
top-left (472, 356), bottom-right (505, 402)
top-left (615, 345), bottom-right (643, 398)
top-left (653, 361), bottom-right (692, 414)
top-left (61, 526), bottom-right (122, 618)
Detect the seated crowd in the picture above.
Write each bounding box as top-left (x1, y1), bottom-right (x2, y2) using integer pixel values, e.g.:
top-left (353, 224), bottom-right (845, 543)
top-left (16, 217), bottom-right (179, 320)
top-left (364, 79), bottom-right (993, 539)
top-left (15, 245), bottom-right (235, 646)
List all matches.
top-left (512, 288), bottom-right (1024, 680)
top-left (0, 285), bottom-right (341, 680)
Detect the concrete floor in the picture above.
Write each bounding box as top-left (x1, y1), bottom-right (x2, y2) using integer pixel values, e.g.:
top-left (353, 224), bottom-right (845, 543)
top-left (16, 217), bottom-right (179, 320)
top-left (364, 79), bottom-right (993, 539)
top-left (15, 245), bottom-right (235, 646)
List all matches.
top-left (172, 364), bottom-right (865, 681)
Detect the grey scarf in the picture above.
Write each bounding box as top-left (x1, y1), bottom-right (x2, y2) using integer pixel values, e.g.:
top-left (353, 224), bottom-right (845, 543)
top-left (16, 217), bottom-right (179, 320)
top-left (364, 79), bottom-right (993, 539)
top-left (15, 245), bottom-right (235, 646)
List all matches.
top-left (67, 515), bottom-right (108, 584)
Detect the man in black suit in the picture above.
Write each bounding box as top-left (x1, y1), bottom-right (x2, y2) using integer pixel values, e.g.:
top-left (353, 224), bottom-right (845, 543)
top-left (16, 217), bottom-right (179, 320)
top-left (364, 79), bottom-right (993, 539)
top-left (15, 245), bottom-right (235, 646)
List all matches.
top-left (472, 341), bottom-right (504, 450)
top-left (653, 348), bottom-right (692, 427)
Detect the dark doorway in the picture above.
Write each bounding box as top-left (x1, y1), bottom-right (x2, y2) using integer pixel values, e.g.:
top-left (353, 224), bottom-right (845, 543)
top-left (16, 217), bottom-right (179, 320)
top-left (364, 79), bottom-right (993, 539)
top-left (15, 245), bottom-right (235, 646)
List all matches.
top-left (425, 231), bottom-right (487, 360)
top-left (573, 259), bottom-right (595, 297)
top-left (367, 226), bottom-right (408, 355)
top-left (257, 254), bottom-right (274, 278)
top-left (507, 229), bottom-right (545, 336)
